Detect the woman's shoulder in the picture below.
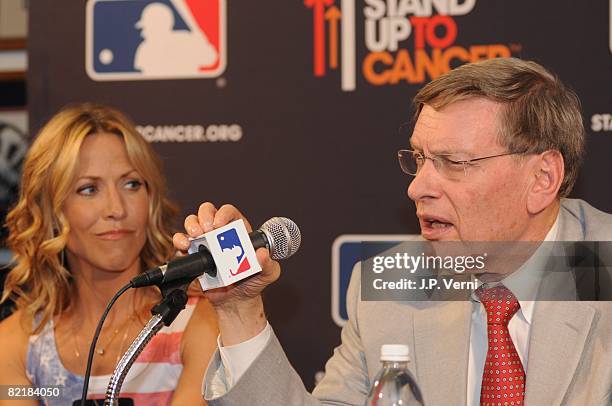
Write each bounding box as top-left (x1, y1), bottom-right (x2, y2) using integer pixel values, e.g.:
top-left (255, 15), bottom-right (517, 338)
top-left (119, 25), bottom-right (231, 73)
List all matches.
top-left (0, 309), bottom-right (31, 343)
top-left (0, 309), bottom-right (32, 379)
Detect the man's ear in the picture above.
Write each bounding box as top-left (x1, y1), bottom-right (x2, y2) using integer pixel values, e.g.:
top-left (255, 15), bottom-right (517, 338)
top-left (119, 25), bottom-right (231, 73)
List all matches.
top-left (527, 150), bottom-right (564, 214)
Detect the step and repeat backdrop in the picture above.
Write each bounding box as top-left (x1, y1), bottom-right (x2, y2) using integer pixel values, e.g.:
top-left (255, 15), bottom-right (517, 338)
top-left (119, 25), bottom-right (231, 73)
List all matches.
top-left (28, 0), bottom-right (612, 388)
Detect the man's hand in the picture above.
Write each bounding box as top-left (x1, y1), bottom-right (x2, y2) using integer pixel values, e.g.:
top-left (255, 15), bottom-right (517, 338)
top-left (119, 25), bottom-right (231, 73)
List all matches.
top-left (172, 202), bottom-right (281, 345)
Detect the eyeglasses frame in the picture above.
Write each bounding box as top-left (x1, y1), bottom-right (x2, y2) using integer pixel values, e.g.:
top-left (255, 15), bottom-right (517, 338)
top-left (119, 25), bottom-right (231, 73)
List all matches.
top-left (397, 149), bottom-right (525, 178)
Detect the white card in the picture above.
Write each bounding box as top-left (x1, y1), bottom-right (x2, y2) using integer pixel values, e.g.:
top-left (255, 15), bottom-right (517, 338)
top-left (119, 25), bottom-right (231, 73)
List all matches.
top-left (193, 219), bottom-right (262, 290)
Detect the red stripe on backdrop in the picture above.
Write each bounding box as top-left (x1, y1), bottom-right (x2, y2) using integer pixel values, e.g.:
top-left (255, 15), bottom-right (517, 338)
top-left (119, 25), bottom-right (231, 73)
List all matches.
top-left (186, 0), bottom-right (221, 71)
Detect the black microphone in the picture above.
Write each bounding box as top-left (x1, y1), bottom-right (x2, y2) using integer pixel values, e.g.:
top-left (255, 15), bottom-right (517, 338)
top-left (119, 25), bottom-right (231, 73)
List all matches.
top-left (131, 217), bottom-right (300, 288)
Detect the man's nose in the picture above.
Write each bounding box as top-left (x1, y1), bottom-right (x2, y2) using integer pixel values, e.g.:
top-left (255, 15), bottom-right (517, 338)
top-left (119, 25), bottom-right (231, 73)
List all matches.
top-left (407, 159), bottom-right (443, 202)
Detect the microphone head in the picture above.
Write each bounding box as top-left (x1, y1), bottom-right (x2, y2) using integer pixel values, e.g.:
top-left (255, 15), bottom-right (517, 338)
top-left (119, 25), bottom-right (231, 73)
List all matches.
top-left (260, 217), bottom-right (301, 260)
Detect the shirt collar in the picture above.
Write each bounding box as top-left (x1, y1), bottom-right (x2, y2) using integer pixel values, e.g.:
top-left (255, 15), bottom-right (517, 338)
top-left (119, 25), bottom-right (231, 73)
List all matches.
top-left (471, 214), bottom-right (560, 325)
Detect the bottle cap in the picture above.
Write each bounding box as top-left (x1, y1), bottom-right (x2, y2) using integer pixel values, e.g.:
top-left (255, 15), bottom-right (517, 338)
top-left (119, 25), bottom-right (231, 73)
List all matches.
top-left (380, 344), bottom-right (410, 362)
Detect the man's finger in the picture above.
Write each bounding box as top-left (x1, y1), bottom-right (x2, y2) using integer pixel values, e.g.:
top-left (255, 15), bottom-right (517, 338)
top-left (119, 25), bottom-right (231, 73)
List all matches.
top-left (255, 247), bottom-right (279, 275)
top-left (173, 232), bottom-right (191, 251)
top-left (198, 202), bottom-right (218, 232)
top-left (214, 204), bottom-right (251, 230)
top-left (184, 214), bottom-right (203, 237)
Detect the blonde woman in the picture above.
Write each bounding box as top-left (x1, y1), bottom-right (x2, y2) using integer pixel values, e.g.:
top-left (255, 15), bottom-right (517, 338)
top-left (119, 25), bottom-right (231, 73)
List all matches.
top-left (0, 104), bottom-right (217, 405)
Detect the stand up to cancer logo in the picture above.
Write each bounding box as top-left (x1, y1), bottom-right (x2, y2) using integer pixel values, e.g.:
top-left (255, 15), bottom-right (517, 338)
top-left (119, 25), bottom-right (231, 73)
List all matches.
top-left (305, 0), bottom-right (519, 91)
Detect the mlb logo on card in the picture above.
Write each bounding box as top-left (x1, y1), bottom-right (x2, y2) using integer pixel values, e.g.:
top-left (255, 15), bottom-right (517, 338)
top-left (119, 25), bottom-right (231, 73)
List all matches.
top-left (86, 0), bottom-right (226, 80)
top-left (204, 219), bottom-right (261, 286)
top-left (216, 228), bottom-right (252, 276)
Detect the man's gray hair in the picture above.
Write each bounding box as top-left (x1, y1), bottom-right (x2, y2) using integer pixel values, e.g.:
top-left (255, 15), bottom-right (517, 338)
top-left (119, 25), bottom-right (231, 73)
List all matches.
top-left (414, 57), bottom-right (585, 197)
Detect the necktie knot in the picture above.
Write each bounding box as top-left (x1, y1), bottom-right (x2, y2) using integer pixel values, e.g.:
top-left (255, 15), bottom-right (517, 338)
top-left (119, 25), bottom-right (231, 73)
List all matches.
top-left (476, 285), bottom-right (520, 326)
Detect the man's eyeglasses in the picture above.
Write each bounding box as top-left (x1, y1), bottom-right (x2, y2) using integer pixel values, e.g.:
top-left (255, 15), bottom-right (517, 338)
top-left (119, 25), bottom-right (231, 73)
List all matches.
top-left (397, 149), bottom-right (524, 180)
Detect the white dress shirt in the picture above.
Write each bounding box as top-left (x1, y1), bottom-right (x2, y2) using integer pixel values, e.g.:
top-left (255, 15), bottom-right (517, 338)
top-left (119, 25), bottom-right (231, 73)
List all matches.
top-left (213, 217), bottom-right (560, 404)
top-left (467, 215), bottom-right (558, 405)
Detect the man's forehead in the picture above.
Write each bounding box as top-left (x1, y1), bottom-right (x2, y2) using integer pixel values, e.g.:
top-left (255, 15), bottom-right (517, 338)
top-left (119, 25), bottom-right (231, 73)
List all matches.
top-left (410, 99), bottom-right (503, 153)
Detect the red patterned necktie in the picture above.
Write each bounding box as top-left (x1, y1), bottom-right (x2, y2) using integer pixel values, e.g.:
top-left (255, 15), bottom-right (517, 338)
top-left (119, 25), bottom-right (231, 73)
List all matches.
top-left (476, 285), bottom-right (526, 406)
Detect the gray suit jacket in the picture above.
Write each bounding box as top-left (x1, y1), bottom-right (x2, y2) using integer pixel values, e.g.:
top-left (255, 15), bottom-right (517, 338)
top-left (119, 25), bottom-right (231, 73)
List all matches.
top-left (203, 198), bottom-right (612, 405)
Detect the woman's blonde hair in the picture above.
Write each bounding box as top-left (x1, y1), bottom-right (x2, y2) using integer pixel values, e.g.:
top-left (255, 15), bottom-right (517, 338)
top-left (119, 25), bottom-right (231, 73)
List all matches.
top-left (1, 103), bottom-right (178, 332)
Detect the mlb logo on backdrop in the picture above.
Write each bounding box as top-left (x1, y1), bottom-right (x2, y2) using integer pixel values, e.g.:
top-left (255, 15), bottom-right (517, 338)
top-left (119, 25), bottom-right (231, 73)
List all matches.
top-left (331, 235), bottom-right (417, 327)
top-left (86, 0), bottom-right (226, 80)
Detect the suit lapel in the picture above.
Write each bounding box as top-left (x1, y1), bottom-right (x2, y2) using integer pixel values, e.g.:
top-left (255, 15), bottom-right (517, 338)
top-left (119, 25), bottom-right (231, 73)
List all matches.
top-left (524, 301), bottom-right (596, 405)
top-left (524, 202), bottom-right (595, 404)
top-left (413, 301), bottom-right (471, 405)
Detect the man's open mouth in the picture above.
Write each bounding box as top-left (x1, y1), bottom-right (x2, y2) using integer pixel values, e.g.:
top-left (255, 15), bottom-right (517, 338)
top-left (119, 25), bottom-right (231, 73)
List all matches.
top-left (426, 219), bottom-right (453, 229)
top-left (418, 215), bottom-right (455, 240)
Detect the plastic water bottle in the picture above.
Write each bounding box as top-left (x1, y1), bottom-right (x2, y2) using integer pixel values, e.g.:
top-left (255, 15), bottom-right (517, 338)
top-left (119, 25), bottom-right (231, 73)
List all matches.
top-left (365, 344), bottom-right (425, 406)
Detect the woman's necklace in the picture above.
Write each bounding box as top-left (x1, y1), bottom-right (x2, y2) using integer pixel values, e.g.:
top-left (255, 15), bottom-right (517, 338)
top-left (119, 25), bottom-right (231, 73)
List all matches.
top-left (73, 314), bottom-right (135, 363)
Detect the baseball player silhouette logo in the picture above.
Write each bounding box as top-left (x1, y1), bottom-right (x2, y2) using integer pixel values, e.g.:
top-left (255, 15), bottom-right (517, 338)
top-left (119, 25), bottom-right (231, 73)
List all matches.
top-left (86, 0), bottom-right (226, 80)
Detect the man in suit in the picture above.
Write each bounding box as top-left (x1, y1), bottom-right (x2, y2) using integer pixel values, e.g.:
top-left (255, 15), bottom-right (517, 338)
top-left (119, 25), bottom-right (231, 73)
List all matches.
top-left (174, 57), bottom-right (612, 405)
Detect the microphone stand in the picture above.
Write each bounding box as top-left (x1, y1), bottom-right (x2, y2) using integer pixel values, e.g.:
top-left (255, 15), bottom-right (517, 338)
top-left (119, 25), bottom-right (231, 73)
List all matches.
top-left (104, 281), bottom-right (191, 405)
top-left (101, 217), bottom-right (300, 405)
